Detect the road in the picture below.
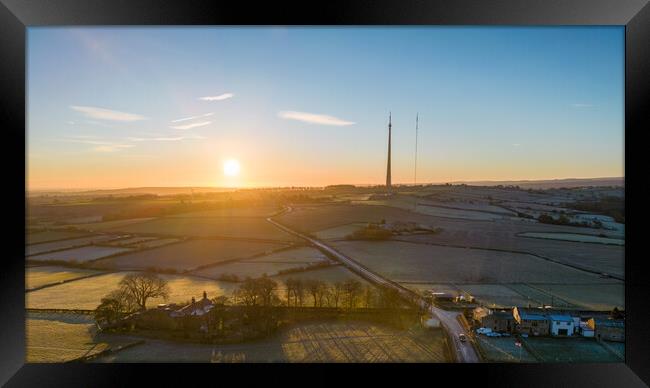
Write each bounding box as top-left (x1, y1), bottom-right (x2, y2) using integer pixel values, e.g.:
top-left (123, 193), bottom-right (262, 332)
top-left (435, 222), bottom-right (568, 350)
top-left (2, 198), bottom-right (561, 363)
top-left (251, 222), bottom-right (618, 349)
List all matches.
top-left (267, 207), bottom-right (481, 363)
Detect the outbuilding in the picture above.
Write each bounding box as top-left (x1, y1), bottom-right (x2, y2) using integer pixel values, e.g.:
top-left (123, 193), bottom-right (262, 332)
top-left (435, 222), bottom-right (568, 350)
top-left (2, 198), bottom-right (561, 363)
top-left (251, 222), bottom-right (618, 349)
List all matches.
top-left (549, 314), bottom-right (575, 336)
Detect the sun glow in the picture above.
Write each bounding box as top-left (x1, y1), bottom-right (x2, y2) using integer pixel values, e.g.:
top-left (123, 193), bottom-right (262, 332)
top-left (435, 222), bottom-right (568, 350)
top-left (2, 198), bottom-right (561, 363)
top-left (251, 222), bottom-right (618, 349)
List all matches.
top-left (223, 159), bottom-right (241, 177)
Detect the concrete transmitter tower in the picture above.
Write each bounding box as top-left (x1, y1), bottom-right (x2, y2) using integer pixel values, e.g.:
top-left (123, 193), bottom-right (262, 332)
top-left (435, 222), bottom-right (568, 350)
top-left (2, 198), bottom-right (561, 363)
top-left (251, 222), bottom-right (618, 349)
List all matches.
top-left (386, 112), bottom-right (392, 191)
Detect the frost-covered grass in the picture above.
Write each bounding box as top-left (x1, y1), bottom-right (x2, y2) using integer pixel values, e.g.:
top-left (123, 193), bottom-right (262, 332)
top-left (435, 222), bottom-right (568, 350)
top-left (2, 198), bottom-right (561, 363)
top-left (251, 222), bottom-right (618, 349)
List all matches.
top-left (26, 272), bottom-right (237, 310)
top-left (26, 266), bottom-right (100, 290)
top-left (95, 239), bottom-right (284, 271)
top-left (92, 321), bottom-right (449, 362)
top-left (518, 232), bottom-right (623, 246)
top-left (28, 246), bottom-right (133, 263)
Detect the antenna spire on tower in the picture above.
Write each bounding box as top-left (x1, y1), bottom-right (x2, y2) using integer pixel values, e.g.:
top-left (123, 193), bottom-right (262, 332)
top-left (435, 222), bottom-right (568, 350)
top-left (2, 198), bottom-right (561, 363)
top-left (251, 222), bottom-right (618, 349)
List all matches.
top-left (414, 113), bottom-right (419, 186)
top-left (386, 112), bottom-right (392, 191)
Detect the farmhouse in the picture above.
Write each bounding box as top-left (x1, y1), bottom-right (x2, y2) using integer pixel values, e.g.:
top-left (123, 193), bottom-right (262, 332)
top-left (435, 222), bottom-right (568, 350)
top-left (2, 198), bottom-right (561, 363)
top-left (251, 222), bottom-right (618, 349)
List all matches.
top-left (480, 310), bottom-right (515, 333)
top-left (549, 314), bottom-right (575, 336)
top-left (513, 307), bottom-right (549, 336)
top-left (171, 291), bottom-right (215, 317)
top-left (587, 318), bottom-right (624, 342)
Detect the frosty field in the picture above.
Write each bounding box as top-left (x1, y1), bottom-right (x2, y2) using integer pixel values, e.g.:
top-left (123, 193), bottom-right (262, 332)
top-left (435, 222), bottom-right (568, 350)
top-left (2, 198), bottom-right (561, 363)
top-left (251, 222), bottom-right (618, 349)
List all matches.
top-left (27, 272), bottom-right (238, 310)
top-left (28, 245), bottom-right (133, 263)
top-left (94, 239), bottom-right (286, 271)
top-left (92, 321), bottom-right (450, 362)
top-left (26, 266), bottom-right (101, 291)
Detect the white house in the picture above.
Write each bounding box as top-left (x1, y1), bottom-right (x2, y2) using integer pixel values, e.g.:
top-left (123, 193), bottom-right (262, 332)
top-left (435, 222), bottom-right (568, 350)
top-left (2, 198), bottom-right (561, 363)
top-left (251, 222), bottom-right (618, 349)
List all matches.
top-left (579, 321), bottom-right (595, 337)
top-left (549, 314), bottom-right (575, 336)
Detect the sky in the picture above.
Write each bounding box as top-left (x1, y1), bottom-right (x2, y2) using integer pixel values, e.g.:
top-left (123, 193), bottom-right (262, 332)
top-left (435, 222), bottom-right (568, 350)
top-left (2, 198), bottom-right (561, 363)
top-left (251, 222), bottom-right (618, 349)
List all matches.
top-left (27, 27), bottom-right (624, 190)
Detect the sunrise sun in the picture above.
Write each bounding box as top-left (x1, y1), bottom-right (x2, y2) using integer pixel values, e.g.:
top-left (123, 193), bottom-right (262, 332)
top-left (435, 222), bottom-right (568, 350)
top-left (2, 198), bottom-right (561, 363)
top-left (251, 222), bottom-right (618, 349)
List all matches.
top-left (223, 159), bottom-right (241, 177)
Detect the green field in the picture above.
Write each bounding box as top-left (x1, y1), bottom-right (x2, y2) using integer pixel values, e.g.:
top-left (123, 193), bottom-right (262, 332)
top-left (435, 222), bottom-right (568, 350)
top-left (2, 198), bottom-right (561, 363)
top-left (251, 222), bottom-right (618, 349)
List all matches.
top-left (92, 321), bottom-right (449, 362)
top-left (169, 206), bottom-right (280, 218)
top-left (100, 217), bottom-right (298, 241)
top-left (276, 204), bottom-right (415, 232)
top-left (27, 230), bottom-right (90, 245)
top-left (28, 245), bottom-right (133, 263)
top-left (314, 223), bottom-right (366, 240)
top-left (27, 272), bottom-right (238, 310)
top-left (68, 218), bottom-right (155, 231)
top-left (532, 283), bottom-right (625, 310)
top-left (93, 239), bottom-right (285, 271)
top-left (27, 235), bottom-right (122, 256)
top-left (476, 336), bottom-right (537, 362)
top-left (331, 240), bottom-right (615, 285)
top-left (518, 232), bottom-right (624, 246)
top-left (273, 265), bottom-right (368, 285)
top-left (522, 337), bottom-right (622, 362)
top-left (247, 246), bottom-right (328, 264)
top-left (193, 261), bottom-right (310, 280)
top-left (26, 266), bottom-right (101, 291)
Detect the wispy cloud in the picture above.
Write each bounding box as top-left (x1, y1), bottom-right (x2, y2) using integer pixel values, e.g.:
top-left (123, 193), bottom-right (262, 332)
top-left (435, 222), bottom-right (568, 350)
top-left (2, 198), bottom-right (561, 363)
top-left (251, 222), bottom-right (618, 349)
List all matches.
top-left (93, 144), bottom-right (135, 152)
top-left (512, 143), bottom-right (521, 147)
top-left (198, 93), bottom-right (234, 101)
top-left (170, 121), bottom-right (212, 130)
top-left (59, 136), bottom-right (135, 152)
top-left (171, 113), bottom-right (214, 123)
top-left (127, 132), bottom-right (206, 142)
top-left (572, 103), bottom-right (594, 108)
top-left (70, 105), bottom-right (148, 122)
top-left (278, 111), bottom-right (355, 126)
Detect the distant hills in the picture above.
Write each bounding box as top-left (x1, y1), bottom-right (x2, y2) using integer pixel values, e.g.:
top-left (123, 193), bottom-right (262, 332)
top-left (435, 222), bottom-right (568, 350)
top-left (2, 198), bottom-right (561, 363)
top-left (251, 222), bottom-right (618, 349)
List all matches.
top-left (28, 177), bottom-right (624, 197)
top-left (451, 177), bottom-right (624, 189)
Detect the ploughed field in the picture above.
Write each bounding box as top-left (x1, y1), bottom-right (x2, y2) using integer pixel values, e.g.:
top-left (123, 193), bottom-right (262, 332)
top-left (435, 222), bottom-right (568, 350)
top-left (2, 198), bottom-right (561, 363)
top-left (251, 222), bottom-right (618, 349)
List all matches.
top-left (91, 321), bottom-right (450, 362)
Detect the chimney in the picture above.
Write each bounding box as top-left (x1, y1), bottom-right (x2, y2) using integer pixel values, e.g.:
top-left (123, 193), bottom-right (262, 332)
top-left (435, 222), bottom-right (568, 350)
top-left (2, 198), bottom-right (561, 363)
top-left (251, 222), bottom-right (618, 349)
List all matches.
top-left (203, 290), bottom-right (207, 300)
top-left (191, 297), bottom-right (196, 304)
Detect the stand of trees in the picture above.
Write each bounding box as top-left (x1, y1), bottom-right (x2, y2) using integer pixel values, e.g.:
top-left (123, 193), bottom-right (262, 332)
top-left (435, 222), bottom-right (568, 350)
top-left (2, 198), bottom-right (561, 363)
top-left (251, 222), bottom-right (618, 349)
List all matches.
top-left (95, 272), bottom-right (169, 327)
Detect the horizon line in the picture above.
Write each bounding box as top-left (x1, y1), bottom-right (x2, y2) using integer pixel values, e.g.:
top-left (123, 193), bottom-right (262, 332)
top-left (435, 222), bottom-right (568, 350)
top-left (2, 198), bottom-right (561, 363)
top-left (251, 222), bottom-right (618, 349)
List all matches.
top-left (26, 176), bottom-right (625, 193)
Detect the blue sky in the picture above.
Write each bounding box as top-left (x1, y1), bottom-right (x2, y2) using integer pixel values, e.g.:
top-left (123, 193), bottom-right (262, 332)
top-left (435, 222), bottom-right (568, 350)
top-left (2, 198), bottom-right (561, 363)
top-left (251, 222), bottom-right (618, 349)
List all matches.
top-left (27, 27), bottom-right (624, 189)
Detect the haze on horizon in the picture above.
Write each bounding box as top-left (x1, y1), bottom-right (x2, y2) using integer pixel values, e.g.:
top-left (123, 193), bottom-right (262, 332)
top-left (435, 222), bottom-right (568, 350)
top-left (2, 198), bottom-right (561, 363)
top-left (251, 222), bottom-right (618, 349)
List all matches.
top-left (27, 27), bottom-right (624, 190)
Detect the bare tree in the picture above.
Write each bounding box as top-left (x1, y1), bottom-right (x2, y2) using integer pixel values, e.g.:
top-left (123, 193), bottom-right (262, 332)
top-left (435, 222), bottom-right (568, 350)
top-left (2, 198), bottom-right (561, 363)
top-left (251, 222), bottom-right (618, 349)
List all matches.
top-left (362, 285), bottom-right (375, 308)
top-left (237, 277), bottom-right (259, 306)
top-left (256, 276), bottom-right (278, 307)
top-left (119, 272), bottom-right (170, 310)
top-left (94, 288), bottom-right (137, 326)
top-left (292, 279), bottom-right (305, 307)
top-left (305, 279), bottom-right (327, 307)
top-left (285, 278), bottom-right (298, 307)
top-left (342, 279), bottom-right (362, 309)
top-left (331, 281), bottom-right (344, 308)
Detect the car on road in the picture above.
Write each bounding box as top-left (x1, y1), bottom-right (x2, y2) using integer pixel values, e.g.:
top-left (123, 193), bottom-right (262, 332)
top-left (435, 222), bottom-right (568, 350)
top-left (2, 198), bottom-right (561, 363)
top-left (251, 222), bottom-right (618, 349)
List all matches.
top-left (458, 333), bottom-right (467, 342)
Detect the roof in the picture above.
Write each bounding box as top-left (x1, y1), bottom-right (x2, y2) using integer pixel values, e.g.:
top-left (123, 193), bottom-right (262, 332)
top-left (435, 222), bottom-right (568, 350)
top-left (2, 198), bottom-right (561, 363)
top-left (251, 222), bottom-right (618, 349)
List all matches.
top-left (549, 314), bottom-right (574, 323)
top-left (519, 312), bottom-right (547, 321)
top-left (490, 311), bottom-right (514, 319)
top-left (592, 318), bottom-right (624, 328)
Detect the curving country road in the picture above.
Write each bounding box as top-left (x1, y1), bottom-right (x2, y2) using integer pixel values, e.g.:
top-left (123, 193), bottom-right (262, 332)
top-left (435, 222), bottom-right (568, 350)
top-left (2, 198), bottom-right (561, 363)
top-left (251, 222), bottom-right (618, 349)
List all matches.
top-left (267, 207), bottom-right (480, 363)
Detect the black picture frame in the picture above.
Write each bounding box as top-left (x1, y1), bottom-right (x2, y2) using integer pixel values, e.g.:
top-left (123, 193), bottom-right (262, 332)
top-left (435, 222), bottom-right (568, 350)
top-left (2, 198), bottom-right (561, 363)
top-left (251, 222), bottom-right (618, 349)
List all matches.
top-left (1, 0), bottom-right (648, 386)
